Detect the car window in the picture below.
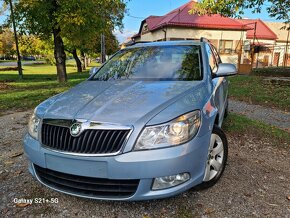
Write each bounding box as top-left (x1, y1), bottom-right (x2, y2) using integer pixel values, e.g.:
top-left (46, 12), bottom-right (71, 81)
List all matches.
top-left (205, 44), bottom-right (218, 73)
top-left (211, 45), bottom-right (222, 64)
top-left (91, 45), bottom-right (202, 81)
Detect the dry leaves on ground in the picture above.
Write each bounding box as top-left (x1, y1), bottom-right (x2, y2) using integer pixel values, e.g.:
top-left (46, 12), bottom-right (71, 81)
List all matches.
top-left (16, 203), bottom-right (31, 208)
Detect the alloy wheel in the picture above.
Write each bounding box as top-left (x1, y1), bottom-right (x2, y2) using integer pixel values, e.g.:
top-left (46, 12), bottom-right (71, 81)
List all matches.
top-left (203, 133), bottom-right (224, 182)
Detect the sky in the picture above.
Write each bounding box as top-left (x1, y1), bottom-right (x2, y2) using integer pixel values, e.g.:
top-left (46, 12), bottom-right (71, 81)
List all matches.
top-left (115, 0), bottom-right (278, 43)
top-left (0, 1), bottom-right (279, 43)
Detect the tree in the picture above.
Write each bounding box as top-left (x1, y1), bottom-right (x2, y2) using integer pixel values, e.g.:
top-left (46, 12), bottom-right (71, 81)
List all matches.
top-left (19, 35), bottom-right (45, 57)
top-left (0, 28), bottom-right (15, 59)
top-left (13, 0), bottom-right (126, 82)
top-left (65, 30), bottom-right (119, 72)
top-left (60, 0), bottom-right (125, 72)
top-left (190, 0), bottom-right (290, 27)
top-left (63, 40), bottom-right (83, 73)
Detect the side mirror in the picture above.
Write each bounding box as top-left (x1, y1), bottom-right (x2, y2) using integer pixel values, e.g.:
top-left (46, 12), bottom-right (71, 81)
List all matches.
top-left (89, 67), bottom-right (99, 76)
top-left (214, 63), bottom-right (237, 78)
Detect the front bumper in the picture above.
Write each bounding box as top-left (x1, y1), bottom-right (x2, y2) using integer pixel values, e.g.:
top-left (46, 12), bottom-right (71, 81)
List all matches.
top-left (24, 131), bottom-right (210, 201)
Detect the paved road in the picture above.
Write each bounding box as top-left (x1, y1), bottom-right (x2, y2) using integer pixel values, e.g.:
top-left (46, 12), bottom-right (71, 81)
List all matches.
top-left (0, 61), bottom-right (45, 66)
top-left (229, 99), bottom-right (290, 131)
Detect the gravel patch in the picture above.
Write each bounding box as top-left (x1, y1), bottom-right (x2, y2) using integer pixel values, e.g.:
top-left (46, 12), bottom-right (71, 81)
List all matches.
top-left (229, 99), bottom-right (290, 131)
top-left (0, 111), bottom-right (290, 217)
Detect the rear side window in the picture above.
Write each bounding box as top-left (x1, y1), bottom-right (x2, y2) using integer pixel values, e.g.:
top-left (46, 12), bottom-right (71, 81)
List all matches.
top-left (211, 45), bottom-right (222, 64)
top-left (205, 44), bottom-right (218, 73)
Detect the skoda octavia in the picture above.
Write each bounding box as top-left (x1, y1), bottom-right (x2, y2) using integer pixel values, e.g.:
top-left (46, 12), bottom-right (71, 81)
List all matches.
top-left (24, 39), bottom-right (236, 200)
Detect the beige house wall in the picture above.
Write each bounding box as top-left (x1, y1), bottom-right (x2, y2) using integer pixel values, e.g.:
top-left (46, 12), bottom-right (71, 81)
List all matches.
top-left (135, 27), bottom-right (290, 66)
top-left (137, 30), bottom-right (165, 42)
top-left (220, 54), bottom-right (239, 65)
top-left (132, 19), bottom-right (290, 67)
top-left (251, 39), bottom-right (275, 67)
top-left (167, 27), bottom-right (246, 41)
top-left (274, 42), bottom-right (290, 66)
top-left (249, 39), bottom-right (288, 67)
top-left (138, 27), bottom-right (247, 43)
top-left (255, 39), bottom-right (275, 44)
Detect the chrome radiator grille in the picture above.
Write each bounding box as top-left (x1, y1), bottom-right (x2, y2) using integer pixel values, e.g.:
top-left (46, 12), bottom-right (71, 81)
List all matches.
top-left (41, 122), bottom-right (130, 154)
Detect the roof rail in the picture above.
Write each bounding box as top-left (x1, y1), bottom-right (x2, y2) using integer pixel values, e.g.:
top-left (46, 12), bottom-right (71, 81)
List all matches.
top-left (132, 41), bottom-right (152, 45)
top-left (120, 40), bottom-right (151, 48)
top-left (123, 41), bottom-right (151, 47)
top-left (200, 37), bottom-right (209, 42)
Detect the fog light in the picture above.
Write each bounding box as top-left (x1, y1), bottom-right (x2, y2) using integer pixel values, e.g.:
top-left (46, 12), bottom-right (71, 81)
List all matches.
top-left (152, 173), bottom-right (190, 190)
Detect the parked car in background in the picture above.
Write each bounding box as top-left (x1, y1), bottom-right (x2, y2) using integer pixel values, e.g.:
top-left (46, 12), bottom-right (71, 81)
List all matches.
top-left (24, 39), bottom-right (236, 201)
top-left (96, 57), bottom-right (101, 63)
top-left (22, 56), bottom-right (36, 61)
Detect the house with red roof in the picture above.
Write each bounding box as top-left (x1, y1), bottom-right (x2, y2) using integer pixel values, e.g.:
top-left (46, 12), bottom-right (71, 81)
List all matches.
top-left (131, 1), bottom-right (289, 68)
top-left (236, 19), bottom-right (278, 67)
top-left (132, 1), bottom-right (249, 65)
top-left (237, 19), bottom-right (277, 41)
top-left (264, 22), bottom-right (290, 66)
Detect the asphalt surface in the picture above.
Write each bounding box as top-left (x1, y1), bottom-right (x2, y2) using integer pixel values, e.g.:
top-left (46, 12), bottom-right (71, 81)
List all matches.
top-left (0, 61), bottom-right (45, 67)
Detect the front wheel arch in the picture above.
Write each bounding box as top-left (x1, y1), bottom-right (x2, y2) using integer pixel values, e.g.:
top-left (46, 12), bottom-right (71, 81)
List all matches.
top-left (214, 114), bottom-right (219, 126)
top-left (195, 125), bottom-right (228, 190)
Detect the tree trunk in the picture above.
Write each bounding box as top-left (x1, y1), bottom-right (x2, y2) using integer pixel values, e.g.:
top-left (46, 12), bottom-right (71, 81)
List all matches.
top-left (81, 50), bottom-right (87, 70)
top-left (85, 56), bottom-right (89, 68)
top-left (9, 0), bottom-right (23, 79)
top-left (72, 49), bottom-right (82, 73)
top-left (53, 27), bottom-right (67, 83)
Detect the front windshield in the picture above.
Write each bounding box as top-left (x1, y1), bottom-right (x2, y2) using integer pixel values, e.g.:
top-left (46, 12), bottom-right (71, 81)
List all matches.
top-left (92, 45), bottom-right (202, 81)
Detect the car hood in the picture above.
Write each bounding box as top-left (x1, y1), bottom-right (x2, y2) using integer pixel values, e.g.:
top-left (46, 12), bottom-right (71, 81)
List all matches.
top-left (37, 80), bottom-right (205, 125)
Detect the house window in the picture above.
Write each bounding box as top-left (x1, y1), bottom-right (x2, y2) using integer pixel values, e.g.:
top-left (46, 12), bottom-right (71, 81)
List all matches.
top-left (219, 40), bottom-right (233, 54)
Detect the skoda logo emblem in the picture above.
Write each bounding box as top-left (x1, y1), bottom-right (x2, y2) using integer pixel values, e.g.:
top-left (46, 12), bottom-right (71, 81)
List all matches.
top-left (70, 123), bottom-right (82, 137)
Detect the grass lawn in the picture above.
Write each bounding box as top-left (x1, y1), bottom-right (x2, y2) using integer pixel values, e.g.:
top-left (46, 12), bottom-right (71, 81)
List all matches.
top-left (223, 113), bottom-right (290, 146)
top-left (0, 61), bottom-right (98, 113)
top-left (228, 75), bottom-right (290, 111)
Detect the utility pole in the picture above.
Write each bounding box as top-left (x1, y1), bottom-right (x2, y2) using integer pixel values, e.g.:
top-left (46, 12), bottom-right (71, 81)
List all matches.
top-left (9, 0), bottom-right (23, 79)
top-left (237, 40), bottom-right (243, 73)
top-left (101, 33), bottom-right (106, 63)
top-left (250, 22), bottom-right (257, 71)
top-left (283, 28), bottom-right (289, 67)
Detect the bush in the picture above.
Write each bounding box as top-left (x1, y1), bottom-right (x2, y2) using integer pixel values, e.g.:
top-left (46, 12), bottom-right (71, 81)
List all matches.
top-left (44, 54), bottom-right (56, 65)
top-left (251, 67), bottom-right (290, 77)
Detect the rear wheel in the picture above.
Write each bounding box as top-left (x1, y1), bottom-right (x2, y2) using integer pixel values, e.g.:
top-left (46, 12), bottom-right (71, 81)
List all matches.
top-left (196, 125), bottom-right (228, 189)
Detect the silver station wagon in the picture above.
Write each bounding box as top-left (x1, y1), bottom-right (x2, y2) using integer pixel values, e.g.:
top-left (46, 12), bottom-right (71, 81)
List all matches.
top-left (24, 39), bottom-right (237, 201)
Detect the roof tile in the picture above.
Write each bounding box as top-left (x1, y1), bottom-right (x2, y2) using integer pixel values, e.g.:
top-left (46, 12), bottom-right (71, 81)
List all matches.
top-left (145, 1), bottom-right (245, 31)
top-left (237, 19), bottom-right (277, 40)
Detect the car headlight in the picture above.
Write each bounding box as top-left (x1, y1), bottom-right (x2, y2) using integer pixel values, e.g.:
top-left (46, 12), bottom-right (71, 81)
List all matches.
top-left (28, 113), bottom-right (40, 139)
top-left (135, 110), bottom-right (200, 150)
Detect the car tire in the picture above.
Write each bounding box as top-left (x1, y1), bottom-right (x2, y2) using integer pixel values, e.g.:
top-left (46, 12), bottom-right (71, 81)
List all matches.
top-left (195, 125), bottom-right (228, 190)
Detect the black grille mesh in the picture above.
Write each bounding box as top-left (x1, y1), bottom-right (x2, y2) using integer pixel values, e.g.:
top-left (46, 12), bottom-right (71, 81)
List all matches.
top-left (34, 165), bottom-right (139, 198)
top-left (41, 123), bottom-right (130, 154)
